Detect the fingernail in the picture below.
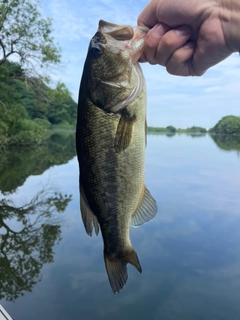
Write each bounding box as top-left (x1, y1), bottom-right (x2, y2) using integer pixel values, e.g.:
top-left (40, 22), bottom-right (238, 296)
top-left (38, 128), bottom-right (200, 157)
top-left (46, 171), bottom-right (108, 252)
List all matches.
top-left (174, 26), bottom-right (191, 36)
top-left (152, 23), bottom-right (166, 38)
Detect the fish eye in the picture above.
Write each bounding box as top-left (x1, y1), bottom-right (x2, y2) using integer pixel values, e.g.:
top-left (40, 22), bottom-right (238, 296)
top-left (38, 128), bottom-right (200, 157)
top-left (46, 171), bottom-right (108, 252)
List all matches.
top-left (91, 45), bottom-right (103, 58)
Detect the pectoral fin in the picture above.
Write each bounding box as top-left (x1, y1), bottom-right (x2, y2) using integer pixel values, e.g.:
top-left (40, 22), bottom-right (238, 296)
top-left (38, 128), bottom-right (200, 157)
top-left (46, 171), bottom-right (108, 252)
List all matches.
top-left (131, 186), bottom-right (158, 227)
top-left (80, 184), bottom-right (99, 236)
top-left (114, 109), bottom-right (136, 153)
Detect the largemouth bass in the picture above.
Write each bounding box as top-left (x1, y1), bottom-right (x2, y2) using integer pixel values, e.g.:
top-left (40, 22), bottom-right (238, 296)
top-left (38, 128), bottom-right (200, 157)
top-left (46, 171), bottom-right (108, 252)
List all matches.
top-left (76, 20), bottom-right (157, 294)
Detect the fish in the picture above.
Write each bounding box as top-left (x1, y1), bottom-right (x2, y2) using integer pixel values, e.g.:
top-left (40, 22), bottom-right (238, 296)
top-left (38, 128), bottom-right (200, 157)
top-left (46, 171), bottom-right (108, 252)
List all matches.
top-left (76, 20), bottom-right (157, 294)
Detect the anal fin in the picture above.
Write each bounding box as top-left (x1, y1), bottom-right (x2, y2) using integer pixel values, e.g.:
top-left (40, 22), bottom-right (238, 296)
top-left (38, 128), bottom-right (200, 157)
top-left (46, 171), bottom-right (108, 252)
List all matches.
top-left (131, 186), bottom-right (158, 227)
top-left (80, 184), bottom-right (99, 236)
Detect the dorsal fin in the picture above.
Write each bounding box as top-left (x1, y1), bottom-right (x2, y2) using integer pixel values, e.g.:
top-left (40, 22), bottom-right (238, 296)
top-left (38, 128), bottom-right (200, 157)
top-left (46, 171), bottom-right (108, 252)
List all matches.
top-left (131, 186), bottom-right (158, 227)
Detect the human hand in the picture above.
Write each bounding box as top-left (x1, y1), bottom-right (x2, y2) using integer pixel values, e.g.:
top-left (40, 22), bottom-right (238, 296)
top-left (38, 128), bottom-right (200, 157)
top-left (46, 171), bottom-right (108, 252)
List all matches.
top-left (138, 0), bottom-right (240, 76)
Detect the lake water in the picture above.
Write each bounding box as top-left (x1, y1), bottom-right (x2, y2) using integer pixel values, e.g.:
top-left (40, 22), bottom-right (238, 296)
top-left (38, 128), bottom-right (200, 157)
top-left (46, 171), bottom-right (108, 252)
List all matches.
top-left (1, 133), bottom-right (240, 320)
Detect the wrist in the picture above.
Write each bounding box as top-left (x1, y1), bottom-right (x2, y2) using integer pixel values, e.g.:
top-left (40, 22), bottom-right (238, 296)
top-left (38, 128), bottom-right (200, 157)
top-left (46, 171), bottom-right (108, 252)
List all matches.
top-left (220, 0), bottom-right (240, 52)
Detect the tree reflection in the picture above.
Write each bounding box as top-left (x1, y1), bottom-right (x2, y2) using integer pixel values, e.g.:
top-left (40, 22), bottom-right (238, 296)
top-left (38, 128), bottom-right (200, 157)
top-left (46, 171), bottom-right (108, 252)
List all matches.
top-left (0, 187), bottom-right (72, 301)
top-left (165, 133), bottom-right (176, 138)
top-left (188, 133), bottom-right (207, 138)
top-left (0, 132), bottom-right (76, 194)
top-left (210, 135), bottom-right (240, 156)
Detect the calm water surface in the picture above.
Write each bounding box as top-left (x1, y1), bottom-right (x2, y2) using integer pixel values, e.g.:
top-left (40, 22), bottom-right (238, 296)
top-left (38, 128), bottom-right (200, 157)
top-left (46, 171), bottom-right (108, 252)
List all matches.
top-left (1, 133), bottom-right (240, 320)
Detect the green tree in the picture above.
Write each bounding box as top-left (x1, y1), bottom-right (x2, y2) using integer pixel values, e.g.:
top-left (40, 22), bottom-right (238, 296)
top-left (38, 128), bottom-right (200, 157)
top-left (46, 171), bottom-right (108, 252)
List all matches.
top-left (0, 0), bottom-right (61, 70)
top-left (0, 61), bottom-right (46, 148)
top-left (47, 82), bottom-right (77, 125)
top-left (210, 116), bottom-right (240, 134)
top-left (166, 125), bottom-right (176, 133)
top-left (0, 62), bottom-right (77, 148)
top-left (187, 126), bottom-right (207, 134)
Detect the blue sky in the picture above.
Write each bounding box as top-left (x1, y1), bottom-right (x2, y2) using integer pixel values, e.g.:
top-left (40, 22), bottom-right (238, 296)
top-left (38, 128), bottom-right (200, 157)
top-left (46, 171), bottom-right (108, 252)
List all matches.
top-left (40, 0), bottom-right (240, 128)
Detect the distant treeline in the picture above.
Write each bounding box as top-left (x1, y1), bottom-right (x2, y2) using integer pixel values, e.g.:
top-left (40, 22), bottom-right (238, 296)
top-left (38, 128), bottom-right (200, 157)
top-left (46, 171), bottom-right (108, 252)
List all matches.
top-left (0, 61), bottom-right (77, 148)
top-left (148, 125), bottom-right (207, 134)
top-left (148, 116), bottom-right (240, 135)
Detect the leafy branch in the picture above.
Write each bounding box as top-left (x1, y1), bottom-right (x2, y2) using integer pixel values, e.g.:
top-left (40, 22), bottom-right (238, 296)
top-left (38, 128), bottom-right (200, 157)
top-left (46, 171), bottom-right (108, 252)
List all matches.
top-left (0, 0), bottom-right (61, 70)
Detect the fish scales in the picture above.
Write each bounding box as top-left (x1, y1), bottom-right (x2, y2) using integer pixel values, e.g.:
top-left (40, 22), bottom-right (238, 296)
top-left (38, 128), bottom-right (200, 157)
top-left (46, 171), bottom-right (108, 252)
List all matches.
top-left (79, 91), bottom-right (146, 248)
top-left (76, 20), bottom-right (157, 294)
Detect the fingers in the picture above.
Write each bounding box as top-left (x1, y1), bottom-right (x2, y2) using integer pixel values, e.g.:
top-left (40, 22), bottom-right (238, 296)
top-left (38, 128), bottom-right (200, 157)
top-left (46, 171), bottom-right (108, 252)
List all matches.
top-left (140, 24), bottom-right (198, 76)
top-left (139, 23), bottom-right (171, 63)
top-left (166, 42), bottom-right (196, 76)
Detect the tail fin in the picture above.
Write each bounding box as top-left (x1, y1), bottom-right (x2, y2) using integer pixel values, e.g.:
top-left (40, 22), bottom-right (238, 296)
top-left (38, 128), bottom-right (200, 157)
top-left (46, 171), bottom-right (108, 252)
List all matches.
top-left (104, 249), bottom-right (142, 294)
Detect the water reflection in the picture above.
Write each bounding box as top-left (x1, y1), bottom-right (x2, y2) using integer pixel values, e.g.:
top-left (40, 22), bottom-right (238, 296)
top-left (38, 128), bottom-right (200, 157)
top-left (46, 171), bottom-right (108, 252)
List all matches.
top-left (1, 134), bottom-right (240, 320)
top-left (211, 134), bottom-right (240, 155)
top-left (148, 132), bottom-right (207, 138)
top-left (187, 133), bottom-right (207, 138)
top-left (0, 186), bottom-right (72, 301)
top-left (165, 133), bottom-right (176, 138)
top-left (0, 132), bottom-right (76, 194)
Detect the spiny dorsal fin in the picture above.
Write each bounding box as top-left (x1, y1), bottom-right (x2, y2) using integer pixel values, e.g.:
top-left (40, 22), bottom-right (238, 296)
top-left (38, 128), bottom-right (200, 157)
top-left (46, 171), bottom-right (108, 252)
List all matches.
top-left (80, 184), bottom-right (99, 236)
top-left (114, 109), bottom-right (136, 153)
top-left (131, 186), bottom-right (158, 227)
top-left (104, 249), bottom-right (142, 294)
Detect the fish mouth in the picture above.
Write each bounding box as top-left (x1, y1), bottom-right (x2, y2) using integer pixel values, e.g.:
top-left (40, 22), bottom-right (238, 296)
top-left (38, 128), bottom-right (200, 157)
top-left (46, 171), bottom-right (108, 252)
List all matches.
top-left (98, 20), bottom-right (149, 63)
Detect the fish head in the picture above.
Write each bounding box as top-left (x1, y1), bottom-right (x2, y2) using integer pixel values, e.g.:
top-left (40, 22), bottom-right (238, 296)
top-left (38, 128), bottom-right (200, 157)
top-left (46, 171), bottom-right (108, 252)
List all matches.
top-left (84, 20), bottom-right (149, 113)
